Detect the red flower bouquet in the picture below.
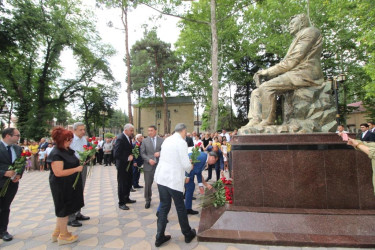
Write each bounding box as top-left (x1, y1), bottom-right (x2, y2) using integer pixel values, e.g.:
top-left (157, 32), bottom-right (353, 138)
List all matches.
top-left (0, 151), bottom-right (31, 197)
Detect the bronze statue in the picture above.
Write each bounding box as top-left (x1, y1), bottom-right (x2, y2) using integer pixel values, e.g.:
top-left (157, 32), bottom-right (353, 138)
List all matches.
top-left (246, 13), bottom-right (324, 127)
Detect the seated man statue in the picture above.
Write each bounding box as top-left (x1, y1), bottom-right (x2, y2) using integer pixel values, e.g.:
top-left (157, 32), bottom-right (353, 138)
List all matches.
top-left (247, 13), bottom-right (324, 127)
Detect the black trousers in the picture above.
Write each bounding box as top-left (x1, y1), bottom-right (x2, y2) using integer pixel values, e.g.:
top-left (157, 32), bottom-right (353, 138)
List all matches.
top-left (117, 165), bottom-right (133, 206)
top-left (104, 154), bottom-right (111, 166)
top-left (97, 149), bottom-right (104, 164)
top-left (157, 184), bottom-right (191, 239)
top-left (207, 164), bottom-right (220, 181)
top-left (132, 165), bottom-right (140, 187)
top-left (0, 181), bottom-right (18, 233)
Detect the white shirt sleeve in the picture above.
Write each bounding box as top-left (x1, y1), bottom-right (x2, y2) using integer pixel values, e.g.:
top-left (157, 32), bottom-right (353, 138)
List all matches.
top-left (178, 140), bottom-right (192, 174)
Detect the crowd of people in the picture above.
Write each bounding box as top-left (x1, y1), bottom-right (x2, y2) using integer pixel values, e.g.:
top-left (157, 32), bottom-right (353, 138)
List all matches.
top-left (0, 123), bottom-right (236, 246)
top-left (337, 121), bottom-right (375, 142)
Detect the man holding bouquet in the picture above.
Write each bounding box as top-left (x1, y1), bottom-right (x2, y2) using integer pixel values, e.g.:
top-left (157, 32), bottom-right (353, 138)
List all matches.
top-left (68, 122), bottom-right (90, 227)
top-left (0, 128), bottom-right (23, 241)
top-left (154, 123), bottom-right (196, 247)
top-left (114, 123), bottom-right (136, 210)
top-left (185, 151), bottom-right (218, 215)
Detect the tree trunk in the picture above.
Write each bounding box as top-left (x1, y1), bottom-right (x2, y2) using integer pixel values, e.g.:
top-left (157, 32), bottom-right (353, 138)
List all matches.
top-left (154, 54), bottom-right (168, 135)
top-left (209, 0), bottom-right (219, 132)
top-left (122, 6), bottom-right (133, 124)
top-left (83, 98), bottom-right (92, 136)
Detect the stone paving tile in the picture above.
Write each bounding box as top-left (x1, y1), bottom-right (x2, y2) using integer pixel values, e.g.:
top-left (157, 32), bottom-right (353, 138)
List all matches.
top-left (0, 165), bottom-right (360, 250)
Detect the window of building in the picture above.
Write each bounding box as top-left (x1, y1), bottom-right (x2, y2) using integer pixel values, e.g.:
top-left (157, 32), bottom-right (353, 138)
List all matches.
top-left (156, 111), bottom-right (161, 119)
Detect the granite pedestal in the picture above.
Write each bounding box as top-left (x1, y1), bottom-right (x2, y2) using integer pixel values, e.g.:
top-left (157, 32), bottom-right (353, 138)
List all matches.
top-left (198, 133), bottom-right (375, 247)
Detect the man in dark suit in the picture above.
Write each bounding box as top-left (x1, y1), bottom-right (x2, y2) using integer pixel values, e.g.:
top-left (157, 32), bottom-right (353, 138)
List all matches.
top-left (185, 133), bottom-right (194, 147)
top-left (114, 124), bottom-right (136, 210)
top-left (0, 128), bottom-right (23, 241)
top-left (140, 125), bottom-right (163, 209)
top-left (205, 144), bottom-right (224, 182)
top-left (360, 123), bottom-right (375, 142)
top-left (185, 151), bottom-right (218, 215)
top-left (368, 121), bottom-right (375, 133)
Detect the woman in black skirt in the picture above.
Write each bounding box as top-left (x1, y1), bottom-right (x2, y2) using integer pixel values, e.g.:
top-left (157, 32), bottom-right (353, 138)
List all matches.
top-left (47, 127), bottom-right (84, 245)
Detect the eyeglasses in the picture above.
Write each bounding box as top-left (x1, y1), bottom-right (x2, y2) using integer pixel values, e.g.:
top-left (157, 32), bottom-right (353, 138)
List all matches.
top-left (12, 134), bottom-right (21, 137)
top-left (66, 138), bottom-right (73, 142)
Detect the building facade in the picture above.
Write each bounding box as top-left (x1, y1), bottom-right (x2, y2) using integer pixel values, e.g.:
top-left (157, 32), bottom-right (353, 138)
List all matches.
top-left (132, 96), bottom-right (195, 136)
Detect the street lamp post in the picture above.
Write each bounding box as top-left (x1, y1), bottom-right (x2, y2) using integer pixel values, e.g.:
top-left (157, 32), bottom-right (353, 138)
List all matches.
top-left (196, 101), bottom-right (199, 134)
top-left (330, 73), bottom-right (346, 124)
top-left (100, 111), bottom-right (108, 139)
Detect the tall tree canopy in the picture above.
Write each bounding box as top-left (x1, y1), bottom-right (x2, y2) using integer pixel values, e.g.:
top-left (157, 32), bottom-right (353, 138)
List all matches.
top-left (0, 0), bottom-right (117, 139)
top-left (130, 29), bottom-right (180, 134)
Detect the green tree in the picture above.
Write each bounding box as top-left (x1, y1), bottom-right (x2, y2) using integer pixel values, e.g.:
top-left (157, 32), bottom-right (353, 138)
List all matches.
top-left (96, 0), bottom-right (138, 123)
top-left (107, 109), bottom-right (129, 135)
top-left (0, 0), bottom-right (116, 139)
top-left (130, 29), bottom-right (180, 134)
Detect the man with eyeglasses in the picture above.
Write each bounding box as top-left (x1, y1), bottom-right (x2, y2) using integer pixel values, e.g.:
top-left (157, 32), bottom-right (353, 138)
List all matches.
top-left (67, 122), bottom-right (91, 227)
top-left (0, 128), bottom-right (23, 241)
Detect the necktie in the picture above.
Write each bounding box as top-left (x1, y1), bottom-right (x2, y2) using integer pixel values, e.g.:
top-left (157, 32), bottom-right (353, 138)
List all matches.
top-left (152, 137), bottom-right (156, 150)
top-left (7, 145), bottom-right (12, 162)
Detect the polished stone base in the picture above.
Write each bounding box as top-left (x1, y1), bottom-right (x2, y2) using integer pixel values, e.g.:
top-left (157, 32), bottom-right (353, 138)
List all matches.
top-left (198, 205), bottom-right (375, 247)
top-left (198, 133), bottom-right (375, 247)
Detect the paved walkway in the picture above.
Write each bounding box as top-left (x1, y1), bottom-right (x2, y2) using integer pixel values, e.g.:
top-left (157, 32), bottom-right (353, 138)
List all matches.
top-left (0, 165), bottom-right (358, 250)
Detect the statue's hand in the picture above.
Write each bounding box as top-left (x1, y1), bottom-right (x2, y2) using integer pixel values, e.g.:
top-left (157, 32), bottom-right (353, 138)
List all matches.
top-left (254, 73), bottom-right (261, 87)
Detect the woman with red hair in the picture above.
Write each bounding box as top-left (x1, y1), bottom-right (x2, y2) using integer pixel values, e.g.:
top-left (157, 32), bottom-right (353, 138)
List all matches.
top-left (47, 127), bottom-right (84, 245)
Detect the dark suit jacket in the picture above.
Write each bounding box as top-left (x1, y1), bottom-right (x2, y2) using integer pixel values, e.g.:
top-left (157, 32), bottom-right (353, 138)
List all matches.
top-left (361, 131), bottom-right (375, 142)
top-left (114, 133), bottom-right (133, 169)
top-left (0, 142), bottom-right (23, 188)
top-left (185, 136), bottom-right (194, 147)
top-left (140, 136), bottom-right (163, 172)
top-left (206, 146), bottom-right (224, 170)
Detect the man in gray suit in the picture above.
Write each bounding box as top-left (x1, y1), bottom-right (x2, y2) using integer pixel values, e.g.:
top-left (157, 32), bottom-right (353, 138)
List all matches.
top-left (141, 125), bottom-right (163, 209)
top-left (0, 128), bottom-right (23, 241)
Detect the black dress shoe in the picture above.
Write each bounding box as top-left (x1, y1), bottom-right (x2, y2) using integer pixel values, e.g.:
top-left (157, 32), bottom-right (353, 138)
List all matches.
top-left (184, 229), bottom-right (196, 243)
top-left (186, 209), bottom-right (199, 215)
top-left (145, 201), bottom-right (151, 209)
top-left (134, 185), bottom-right (143, 188)
top-left (126, 199), bottom-right (136, 204)
top-left (192, 197), bottom-right (196, 200)
top-left (130, 188), bottom-right (136, 192)
top-left (0, 231), bottom-right (13, 241)
top-left (119, 204), bottom-right (129, 210)
top-left (76, 214), bottom-right (90, 221)
top-left (155, 235), bottom-right (171, 247)
top-left (68, 220), bottom-right (82, 227)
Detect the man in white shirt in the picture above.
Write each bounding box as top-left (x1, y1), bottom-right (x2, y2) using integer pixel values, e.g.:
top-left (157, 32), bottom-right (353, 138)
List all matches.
top-left (220, 129), bottom-right (230, 142)
top-left (68, 122), bottom-right (90, 227)
top-left (97, 137), bottom-right (104, 165)
top-left (154, 123), bottom-right (196, 247)
top-left (336, 125), bottom-right (348, 134)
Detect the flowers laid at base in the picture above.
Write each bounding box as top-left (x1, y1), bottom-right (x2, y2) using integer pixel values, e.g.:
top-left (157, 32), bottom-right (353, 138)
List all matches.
top-left (200, 176), bottom-right (234, 208)
top-left (73, 137), bottom-right (97, 189)
top-left (0, 151), bottom-right (31, 197)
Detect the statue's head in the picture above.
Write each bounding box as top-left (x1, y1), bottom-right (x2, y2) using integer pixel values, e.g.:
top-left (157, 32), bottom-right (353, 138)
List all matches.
top-left (288, 14), bottom-right (311, 35)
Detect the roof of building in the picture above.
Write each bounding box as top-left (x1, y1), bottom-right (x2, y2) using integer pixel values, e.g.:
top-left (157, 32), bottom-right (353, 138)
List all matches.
top-left (132, 96), bottom-right (194, 106)
top-left (347, 101), bottom-right (367, 113)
